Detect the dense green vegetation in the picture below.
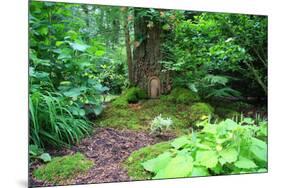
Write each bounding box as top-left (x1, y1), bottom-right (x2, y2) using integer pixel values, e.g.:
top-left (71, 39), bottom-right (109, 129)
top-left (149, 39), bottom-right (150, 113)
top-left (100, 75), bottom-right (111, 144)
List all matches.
top-left (125, 117), bottom-right (267, 179)
top-left (34, 153), bottom-right (94, 183)
top-left (29, 1), bottom-right (267, 186)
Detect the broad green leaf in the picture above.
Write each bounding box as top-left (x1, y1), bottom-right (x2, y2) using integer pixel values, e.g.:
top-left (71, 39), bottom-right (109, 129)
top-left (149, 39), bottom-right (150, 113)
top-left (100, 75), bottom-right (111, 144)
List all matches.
top-left (94, 84), bottom-right (109, 93)
top-left (39, 27), bottom-right (48, 35)
top-left (250, 137), bottom-right (267, 162)
top-left (191, 166), bottom-right (209, 177)
top-left (69, 42), bottom-right (89, 52)
top-left (196, 150), bottom-right (218, 168)
top-left (219, 148), bottom-right (238, 163)
top-left (234, 157), bottom-right (257, 169)
top-left (171, 136), bottom-right (190, 149)
top-left (257, 168), bottom-right (267, 173)
top-left (220, 119), bottom-right (238, 131)
top-left (93, 105), bottom-right (103, 116)
top-left (243, 118), bottom-right (254, 124)
top-left (39, 153), bottom-right (52, 162)
top-left (141, 152), bottom-right (172, 173)
top-left (63, 88), bottom-right (81, 97)
top-left (55, 41), bottom-right (64, 47)
top-left (153, 155), bottom-right (193, 179)
top-left (29, 144), bottom-right (43, 156)
top-left (95, 50), bottom-right (105, 57)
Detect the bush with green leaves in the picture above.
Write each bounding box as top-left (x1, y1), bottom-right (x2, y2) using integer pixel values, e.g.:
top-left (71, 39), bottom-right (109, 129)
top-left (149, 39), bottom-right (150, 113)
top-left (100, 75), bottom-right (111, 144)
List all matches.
top-left (34, 153), bottom-right (94, 184)
top-left (150, 114), bottom-right (173, 135)
top-left (139, 117), bottom-right (267, 179)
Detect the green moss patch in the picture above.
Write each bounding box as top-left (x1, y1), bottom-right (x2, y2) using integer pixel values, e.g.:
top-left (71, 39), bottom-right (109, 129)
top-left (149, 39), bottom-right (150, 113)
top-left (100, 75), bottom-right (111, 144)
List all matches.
top-left (97, 99), bottom-right (191, 131)
top-left (188, 102), bottom-right (214, 124)
top-left (165, 88), bottom-right (200, 104)
top-left (123, 141), bottom-right (171, 180)
top-left (112, 87), bottom-right (147, 108)
top-left (33, 153), bottom-right (94, 184)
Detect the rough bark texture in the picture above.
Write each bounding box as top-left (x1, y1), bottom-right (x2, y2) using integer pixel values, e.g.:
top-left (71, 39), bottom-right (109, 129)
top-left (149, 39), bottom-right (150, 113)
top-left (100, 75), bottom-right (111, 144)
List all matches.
top-left (132, 9), bottom-right (171, 96)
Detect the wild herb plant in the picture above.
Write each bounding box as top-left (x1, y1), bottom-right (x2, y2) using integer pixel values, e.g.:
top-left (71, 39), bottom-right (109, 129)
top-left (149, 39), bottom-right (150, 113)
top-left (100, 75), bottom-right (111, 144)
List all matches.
top-left (142, 117), bottom-right (267, 179)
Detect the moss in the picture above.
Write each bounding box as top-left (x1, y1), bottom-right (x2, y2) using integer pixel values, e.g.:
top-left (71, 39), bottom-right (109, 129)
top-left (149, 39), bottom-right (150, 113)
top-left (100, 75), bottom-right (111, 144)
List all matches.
top-left (123, 141), bottom-right (171, 180)
top-left (112, 96), bottom-right (128, 108)
top-left (97, 99), bottom-right (190, 131)
top-left (33, 153), bottom-right (94, 184)
top-left (168, 88), bottom-right (200, 104)
top-left (112, 87), bottom-right (147, 107)
top-left (126, 87), bottom-right (148, 103)
top-left (97, 106), bottom-right (142, 130)
top-left (188, 102), bottom-right (214, 124)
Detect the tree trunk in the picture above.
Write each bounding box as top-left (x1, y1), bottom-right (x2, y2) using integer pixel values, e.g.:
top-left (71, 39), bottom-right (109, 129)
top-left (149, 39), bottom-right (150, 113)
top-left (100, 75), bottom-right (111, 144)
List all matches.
top-left (123, 8), bottom-right (133, 85)
top-left (132, 9), bottom-right (171, 96)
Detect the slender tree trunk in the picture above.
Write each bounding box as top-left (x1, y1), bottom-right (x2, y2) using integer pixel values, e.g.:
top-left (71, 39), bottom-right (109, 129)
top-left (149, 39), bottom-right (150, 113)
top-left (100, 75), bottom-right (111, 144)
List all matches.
top-left (123, 8), bottom-right (133, 85)
top-left (132, 9), bottom-right (171, 96)
top-left (245, 61), bottom-right (267, 95)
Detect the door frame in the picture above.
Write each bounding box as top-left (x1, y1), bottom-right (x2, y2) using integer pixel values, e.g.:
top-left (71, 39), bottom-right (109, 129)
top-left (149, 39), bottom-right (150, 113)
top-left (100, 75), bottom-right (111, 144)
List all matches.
top-left (148, 76), bottom-right (161, 98)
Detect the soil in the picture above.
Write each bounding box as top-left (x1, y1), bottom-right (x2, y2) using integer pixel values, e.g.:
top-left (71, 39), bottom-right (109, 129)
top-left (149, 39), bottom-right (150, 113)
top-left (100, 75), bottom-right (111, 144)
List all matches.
top-left (30, 128), bottom-right (175, 187)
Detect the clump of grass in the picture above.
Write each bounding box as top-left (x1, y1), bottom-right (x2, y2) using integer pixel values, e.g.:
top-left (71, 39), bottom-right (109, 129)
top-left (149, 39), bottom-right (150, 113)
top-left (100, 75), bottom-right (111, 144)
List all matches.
top-left (123, 141), bottom-right (171, 180)
top-left (33, 153), bottom-right (94, 184)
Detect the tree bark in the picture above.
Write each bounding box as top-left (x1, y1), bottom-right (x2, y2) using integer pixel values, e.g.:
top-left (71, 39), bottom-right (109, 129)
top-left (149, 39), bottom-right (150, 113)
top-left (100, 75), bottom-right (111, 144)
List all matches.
top-left (132, 9), bottom-right (171, 96)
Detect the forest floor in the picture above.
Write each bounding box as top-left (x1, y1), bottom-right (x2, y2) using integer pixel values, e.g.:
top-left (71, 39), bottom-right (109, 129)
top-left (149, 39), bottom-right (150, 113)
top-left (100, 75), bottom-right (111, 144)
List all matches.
top-left (30, 127), bottom-right (175, 187)
top-left (30, 98), bottom-right (267, 187)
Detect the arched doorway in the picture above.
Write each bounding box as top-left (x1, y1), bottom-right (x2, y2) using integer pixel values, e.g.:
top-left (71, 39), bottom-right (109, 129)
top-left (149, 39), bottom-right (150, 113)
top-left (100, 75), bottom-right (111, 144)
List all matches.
top-left (148, 76), bottom-right (161, 98)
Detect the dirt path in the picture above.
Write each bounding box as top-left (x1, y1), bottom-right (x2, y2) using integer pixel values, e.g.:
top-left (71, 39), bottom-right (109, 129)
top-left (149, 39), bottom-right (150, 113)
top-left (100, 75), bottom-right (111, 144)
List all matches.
top-left (30, 128), bottom-right (167, 186)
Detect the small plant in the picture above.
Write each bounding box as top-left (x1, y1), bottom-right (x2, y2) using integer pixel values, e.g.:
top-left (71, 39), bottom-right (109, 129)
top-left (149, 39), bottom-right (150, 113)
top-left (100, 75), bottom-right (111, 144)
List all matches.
top-left (29, 144), bottom-right (52, 163)
top-left (150, 114), bottom-right (173, 135)
top-left (34, 153), bottom-right (94, 184)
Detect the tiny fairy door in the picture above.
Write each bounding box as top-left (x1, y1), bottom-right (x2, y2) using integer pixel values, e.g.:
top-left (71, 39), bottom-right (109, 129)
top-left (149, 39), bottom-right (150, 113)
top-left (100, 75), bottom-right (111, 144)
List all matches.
top-left (149, 76), bottom-right (161, 98)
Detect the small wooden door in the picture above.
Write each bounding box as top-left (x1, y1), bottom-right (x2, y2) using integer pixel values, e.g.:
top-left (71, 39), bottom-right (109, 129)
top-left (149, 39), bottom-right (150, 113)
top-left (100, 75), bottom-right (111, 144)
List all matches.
top-left (150, 77), bottom-right (160, 98)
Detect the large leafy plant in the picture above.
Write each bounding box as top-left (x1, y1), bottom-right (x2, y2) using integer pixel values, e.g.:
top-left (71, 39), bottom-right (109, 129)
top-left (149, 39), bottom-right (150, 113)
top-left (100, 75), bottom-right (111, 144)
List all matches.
top-left (141, 118), bottom-right (267, 179)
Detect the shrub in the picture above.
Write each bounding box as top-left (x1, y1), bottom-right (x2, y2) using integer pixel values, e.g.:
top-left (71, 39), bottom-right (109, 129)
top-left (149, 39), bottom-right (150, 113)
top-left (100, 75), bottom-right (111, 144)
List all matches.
top-left (168, 88), bottom-right (200, 104)
top-left (139, 118), bottom-right (268, 179)
top-left (150, 114), bottom-right (173, 135)
top-left (188, 102), bottom-right (214, 124)
top-left (34, 153), bottom-right (94, 184)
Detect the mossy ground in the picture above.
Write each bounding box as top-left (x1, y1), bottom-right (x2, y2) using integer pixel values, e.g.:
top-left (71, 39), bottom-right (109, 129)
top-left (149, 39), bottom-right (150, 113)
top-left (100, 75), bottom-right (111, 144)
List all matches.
top-left (33, 153), bottom-right (94, 184)
top-left (123, 141), bottom-right (171, 180)
top-left (96, 99), bottom-right (193, 132)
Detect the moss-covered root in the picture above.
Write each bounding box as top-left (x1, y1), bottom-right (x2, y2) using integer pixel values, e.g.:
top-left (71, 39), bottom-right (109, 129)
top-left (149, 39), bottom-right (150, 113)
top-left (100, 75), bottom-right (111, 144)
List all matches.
top-left (33, 153), bottom-right (94, 184)
top-left (123, 141), bottom-right (171, 180)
